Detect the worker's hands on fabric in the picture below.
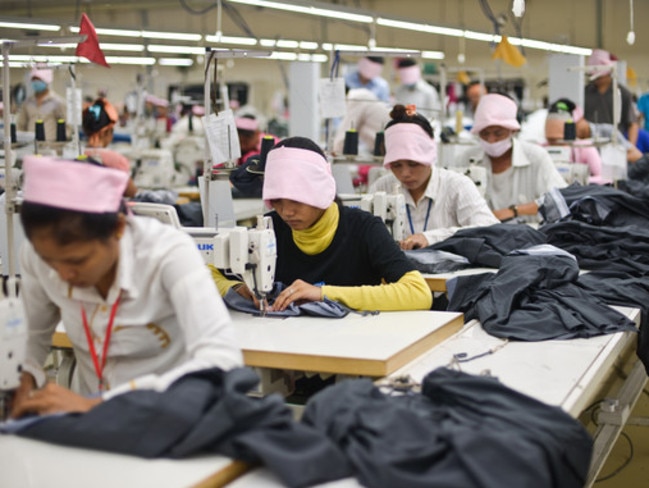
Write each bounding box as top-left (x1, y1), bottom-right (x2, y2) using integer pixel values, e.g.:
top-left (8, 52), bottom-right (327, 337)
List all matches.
top-left (233, 283), bottom-right (261, 308)
top-left (9, 372), bottom-right (37, 418)
top-left (10, 382), bottom-right (102, 418)
top-left (399, 233), bottom-right (428, 250)
top-left (270, 279), bottom-right (322, 311)
top-left (493, 207), bottom-right (516, 222)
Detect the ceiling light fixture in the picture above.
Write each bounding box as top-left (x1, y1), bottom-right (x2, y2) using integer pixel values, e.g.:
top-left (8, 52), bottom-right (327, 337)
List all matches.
top-left (0, 19), bottom-right (61, 31)
top-left (205, 34), bottom-right (257, 45)
top-left (227, 0), bottom-right (373, 23)
top-left (147, 45), bottom-right (206, 55)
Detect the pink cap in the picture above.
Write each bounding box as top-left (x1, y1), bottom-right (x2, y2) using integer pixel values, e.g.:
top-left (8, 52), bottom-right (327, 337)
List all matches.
top-left (235, 117), bottom-right (259, 131)
top-left (587, 49), bottom-right (614, 80)
top-left (263, 146), bottom-right (335, 210)
top-left (399, 64), bottom-right (421, 85)
top-left (357, 57), bottom-right (383, 80)
top-left (471, 93), bottom-right (521, 134)
top-left (23, 155), bottom-right (128, 213)
top-left (145, 95), bottom-right (169, 107)
top-left (30, 67), bottom-right (53, 84)
top-left (84, 148), bottom-right (131, 173)
top-left (192, 105), bottom-right (205, 116)
top-left (384, 123), bottom-right (436, 167)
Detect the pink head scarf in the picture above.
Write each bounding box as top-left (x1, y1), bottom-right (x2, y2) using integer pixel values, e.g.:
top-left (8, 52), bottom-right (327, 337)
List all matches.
top-left (23, 155), bottom-right (128, 213)
top-left (263, 146), bottom-right (336, 209)
top-left (399, 64), bottom-right (421, 86)
top-left (357, 57), bottom-right (383, 80)
top-left (471, 93), bottom-right (521, 134)
top-left (30, 67), bottom-right (53, 84)
top-left (235, 117), bottom-right (259, 132)
top-left (384, 123), bottom-right (437, 167)
top-left (84, 148), bottom-right (131, 174)
top-left (587, 49), bottom-right (614, 80)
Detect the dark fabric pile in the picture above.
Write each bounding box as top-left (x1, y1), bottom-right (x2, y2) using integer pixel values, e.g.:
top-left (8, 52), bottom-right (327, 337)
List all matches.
top-left (428, 223), bottom-right (546, 268)
top-left (12, 368), bottom-right (352, 488)
top-left (302, 367), bottom-right (593, 488)
top-left (404, 248), bottom-right (470, 274)
top-left (446, 249), bottom-right (637, 341)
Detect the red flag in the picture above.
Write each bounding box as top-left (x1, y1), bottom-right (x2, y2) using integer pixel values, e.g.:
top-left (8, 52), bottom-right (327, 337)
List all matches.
top-left (75, 13), bottom-right (110, 68)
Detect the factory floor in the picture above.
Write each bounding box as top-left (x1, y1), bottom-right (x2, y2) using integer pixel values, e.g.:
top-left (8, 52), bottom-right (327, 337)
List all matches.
top-left (579, 350), bottom-right (649, 487)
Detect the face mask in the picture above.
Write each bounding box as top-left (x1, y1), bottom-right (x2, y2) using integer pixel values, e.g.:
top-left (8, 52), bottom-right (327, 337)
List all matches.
top-left (31, 80), bottom-right (48, 94)
top-left (478, 137), bottom-right (512, 158)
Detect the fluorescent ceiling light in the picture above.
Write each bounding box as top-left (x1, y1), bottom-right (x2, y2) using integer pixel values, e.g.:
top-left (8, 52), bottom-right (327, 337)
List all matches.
top-left (321, 43), bottom-right (368, 51)
top-left (69, 26), bottom-right (141, 37)
top-left (159, 58), bottom-right (194, 66)
top-left (40, 42), bottom-right (144, 52)
top-left (421, 50), bottom-right (445, 60)
top-left (228, 0), bottom-right (373, 23)
top-left (147, 45), bottom-right (205, 55)
top-left (0, 20), bottom-right (60, 31)
top-left (299, 41), bottom-right (318, 50)
top-left (376, 18), bottom-right (464, 37)
top-left (464, 30), bottom-right (499, 42)
top-left (142, 30), bottom-right (201, 41)
top-left (205, 34), bottom-right (257, 45)
top-left (105, 56), bottom-right (156, 65)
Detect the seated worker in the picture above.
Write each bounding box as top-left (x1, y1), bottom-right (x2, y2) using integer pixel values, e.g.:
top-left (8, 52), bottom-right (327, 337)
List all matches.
top-left (551, 97), bottom-right (645, 164)
top-left (211, 136), bottom-right (432, 312)
top-left (16, 67), bottom-right (67, 141)
top-left (344, 56), bottom-right (390, 103)
top-left (11, 156), bottom-right (242, 418)
top-left (82, 97), bottom-right (138, 197)
top-left (456, 93), bottom-right (567, 222)
top-left (332, 87), bottom-right (391, 157)
top-left (393, 58), bottom-right (441, 121)
top-left (544, 112), bottom-right (606, 184)
top-left (235, 115), bottom-right (279, 166)
top-left (370, 104), bottom-right (498, 250)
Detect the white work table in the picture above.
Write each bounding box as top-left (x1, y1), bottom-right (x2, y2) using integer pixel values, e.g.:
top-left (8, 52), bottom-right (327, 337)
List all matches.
top-left (387, 307), bottom-right (640, 417)
top-left (0, 435), bottom-right (248, 488)
top-left (230, 310), bottom-right (463, 377)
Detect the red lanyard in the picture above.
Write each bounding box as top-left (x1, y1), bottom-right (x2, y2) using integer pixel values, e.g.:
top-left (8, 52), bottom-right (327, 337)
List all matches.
top-left (80, 291), bottom-right (122, 392)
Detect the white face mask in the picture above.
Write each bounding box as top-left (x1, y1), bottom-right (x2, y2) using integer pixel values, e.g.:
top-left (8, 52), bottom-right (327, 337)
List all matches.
top-left (478, 137), bottom-right (512, 158)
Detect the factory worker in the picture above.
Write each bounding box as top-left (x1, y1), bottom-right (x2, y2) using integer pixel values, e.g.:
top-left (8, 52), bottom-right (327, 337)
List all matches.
top-left (11, 156), bottom-right (242, 418)
top-left (16, 67), bottom-right (66, 141)
top-left (82, 97), bottom-right (138, 197)
top-left (212, 136), bottom-right (432, 312)
top-left (544, 112), bottom-right (606, 185)
top-left (393, 58), bottom-right (441, 121)
top-left (456, 93), bottom-right (567, 222)
top-left (371, 104), bottom-right (498, 250)
top-left (235, 115), bottom-right (280, 166)
top-left (344, 56), bottom-right (390, 103)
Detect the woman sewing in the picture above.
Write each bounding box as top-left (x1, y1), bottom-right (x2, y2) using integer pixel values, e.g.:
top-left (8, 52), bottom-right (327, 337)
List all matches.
top-left (11, 155), bottom-right (242, 418)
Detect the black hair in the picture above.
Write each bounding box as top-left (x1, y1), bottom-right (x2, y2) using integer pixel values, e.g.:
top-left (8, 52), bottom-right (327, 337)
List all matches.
top-left (548, 98), bottom-right (577, 115)
top-left (384, 104), bottom-right (434, 138)
top-left (82, 98), bottom-right (112, 136)
top-left (397, 58), bottom-right (417, 69)
top-left (271, 136), bottom-right (327, 159)
top-left (366, 56), bottom-right (385, 65)
top-left (20, 203), bottom-right (121, 246)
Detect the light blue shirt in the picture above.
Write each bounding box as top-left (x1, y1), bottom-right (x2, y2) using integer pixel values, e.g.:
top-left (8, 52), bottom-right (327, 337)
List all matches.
top-left (344, 71), bottom-right (390, 103)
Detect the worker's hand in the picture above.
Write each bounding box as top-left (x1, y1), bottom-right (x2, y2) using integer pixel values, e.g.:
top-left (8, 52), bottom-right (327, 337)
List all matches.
top-left (493, 207), bottom-right (516, 222)
top-left (270, 279), bottom-right (322, 312)
top-left (233, 283), bottom-right (261, 309)
top-left (9, 372), bottom-right (36, 418)
top-left (11, 382), bottom-right (102, 419)
top-left (399, 234), bottom-right (428, 250)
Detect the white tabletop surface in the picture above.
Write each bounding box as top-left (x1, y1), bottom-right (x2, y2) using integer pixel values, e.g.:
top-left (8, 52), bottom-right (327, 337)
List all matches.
top-left (0, 435), bottom-right (236, 488)
top-left (230, 310), bottom-right (463, 376)
top-left (388, 306), bottom-right (640, 417)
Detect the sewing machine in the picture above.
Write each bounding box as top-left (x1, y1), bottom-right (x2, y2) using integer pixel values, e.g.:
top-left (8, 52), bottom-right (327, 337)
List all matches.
top-left (131, 148), bottom-right (180, 189)
top-left (545, 145), bottom-right (589, 185)
top-left (360, 191), bottom-right (407, 241)
top-left (0, 282), bottom-right (27, 420)
top-left (445, 157), bottom-right (488, 198)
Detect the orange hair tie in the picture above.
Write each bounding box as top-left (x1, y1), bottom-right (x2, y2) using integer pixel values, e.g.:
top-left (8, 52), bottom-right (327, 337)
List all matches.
top-left (405, 104), bottom-right (417, 116)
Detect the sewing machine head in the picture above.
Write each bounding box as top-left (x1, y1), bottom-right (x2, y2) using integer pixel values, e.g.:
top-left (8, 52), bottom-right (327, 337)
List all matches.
top-left (361, 191), bottom-right (407, 241)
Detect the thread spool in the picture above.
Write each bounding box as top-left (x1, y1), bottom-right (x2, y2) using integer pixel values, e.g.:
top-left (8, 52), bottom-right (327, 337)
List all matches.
top-left (10, 123), bottom-right (16, 144)
top-left (188, 113), bottom-right (194, 133)
top-left (56, 119), bottom-right (66, 142)
top-left (373, 131), bottom-right (385, 156)
top-left (563, 120), bottom-right (576, 141)
top-left (258, 135), bottom-right (275, 172)
top-left (342, 129), bottom-right (359, 155)
top-left (35, 120), bottom-right (45, 141)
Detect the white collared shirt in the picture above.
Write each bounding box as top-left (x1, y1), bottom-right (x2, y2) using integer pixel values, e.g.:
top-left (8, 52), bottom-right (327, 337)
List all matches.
top-left (456, 138), bottom-right (568, 213)
top-left (21, 216), bottom-right (243, 398)
top-left (370, 167), bottom-right (499, 245)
